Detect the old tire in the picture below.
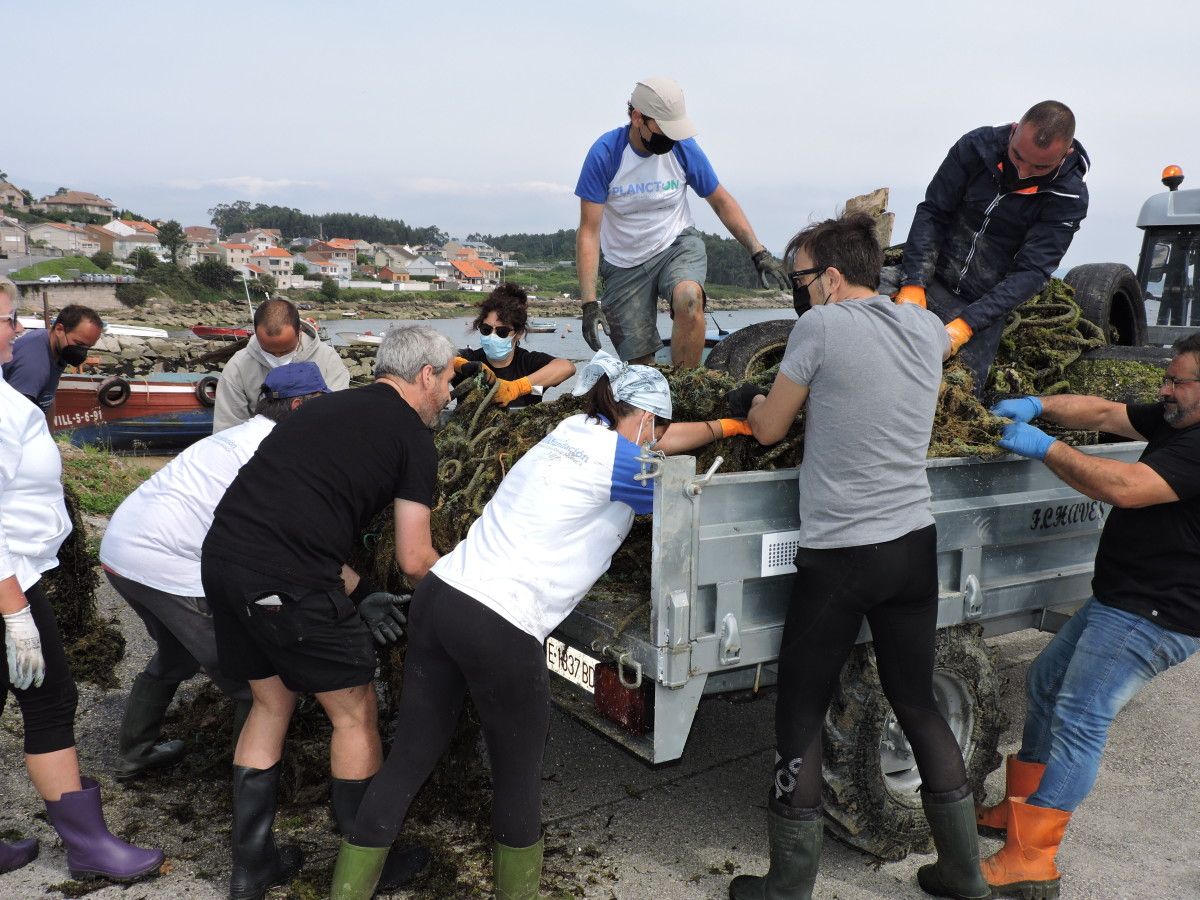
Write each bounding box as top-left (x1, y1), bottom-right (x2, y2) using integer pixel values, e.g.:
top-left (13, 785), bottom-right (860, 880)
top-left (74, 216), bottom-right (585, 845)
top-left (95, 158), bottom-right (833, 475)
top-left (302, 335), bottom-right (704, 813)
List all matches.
top-left (195, 375), bottom-right (219, 407)
top-left (822, 624), bottom-right (1006, 860)
top-left (1064, 263), bottom-right (1146, 347)
top-left (97, 376), bottom-right (131, 408)
top-left (704, 318), bottom-right (794, 378)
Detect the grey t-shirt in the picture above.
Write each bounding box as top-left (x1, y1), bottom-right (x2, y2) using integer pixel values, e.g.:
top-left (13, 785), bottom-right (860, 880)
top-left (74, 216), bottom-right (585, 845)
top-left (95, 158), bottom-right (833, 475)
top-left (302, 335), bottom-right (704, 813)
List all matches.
top-left (780, 295), bottom-right (949, 548)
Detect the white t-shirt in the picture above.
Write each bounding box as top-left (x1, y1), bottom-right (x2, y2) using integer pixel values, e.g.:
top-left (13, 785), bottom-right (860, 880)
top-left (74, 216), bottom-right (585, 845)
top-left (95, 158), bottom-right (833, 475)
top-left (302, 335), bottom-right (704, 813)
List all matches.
top-left (575, 125), bottom-right (720, 268)
top-left (432, 413), bottom-right (654, 642)
top-left (0, 376), bottom-right (70, 591)
top-left (100, 415), bottom-right (275, 596)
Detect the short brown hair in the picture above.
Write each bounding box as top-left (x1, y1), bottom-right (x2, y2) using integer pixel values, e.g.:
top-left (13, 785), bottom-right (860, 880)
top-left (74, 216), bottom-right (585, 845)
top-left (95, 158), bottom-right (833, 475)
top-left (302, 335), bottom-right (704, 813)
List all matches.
top-left (472, 282), bottom-right (528, 334)
top-left (784, 212), bottom-right (882, 290)
top-left (1020, 100), bottom-right (1075, 148)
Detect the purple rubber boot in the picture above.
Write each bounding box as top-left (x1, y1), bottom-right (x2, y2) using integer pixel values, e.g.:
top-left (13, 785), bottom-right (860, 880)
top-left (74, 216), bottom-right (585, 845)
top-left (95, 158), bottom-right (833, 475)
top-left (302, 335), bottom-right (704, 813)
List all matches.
top-left (44, 777), bottom-right (163, 882)
top-left (0, 838), bottom-right (38, 874)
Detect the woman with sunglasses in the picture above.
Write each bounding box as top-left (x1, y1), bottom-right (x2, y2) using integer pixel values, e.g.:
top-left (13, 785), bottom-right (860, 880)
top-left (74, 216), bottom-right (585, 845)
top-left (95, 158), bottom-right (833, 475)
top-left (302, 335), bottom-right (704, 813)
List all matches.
top-left (453, 282), bottom-right (575, 407)
top-left (329, 350), bottom-right (753, 899)
top-left (0, 278), bottom-right (164, 883)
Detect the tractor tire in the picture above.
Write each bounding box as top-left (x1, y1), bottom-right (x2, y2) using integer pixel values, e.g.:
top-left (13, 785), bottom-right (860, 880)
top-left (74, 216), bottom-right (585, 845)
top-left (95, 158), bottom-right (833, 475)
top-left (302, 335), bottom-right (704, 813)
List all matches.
top-left (821, 624), bottom-right (1006, 861)
top-left (704, 318), bottom-right (794, 379)
top-left (1064, 263), bottom-right (1146, 347)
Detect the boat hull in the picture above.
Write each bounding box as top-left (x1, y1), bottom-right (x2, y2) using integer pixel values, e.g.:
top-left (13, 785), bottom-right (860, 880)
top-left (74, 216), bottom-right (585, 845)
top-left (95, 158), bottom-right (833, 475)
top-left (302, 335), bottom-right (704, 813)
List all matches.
top-left (52, 373), bottom-right (215, 452)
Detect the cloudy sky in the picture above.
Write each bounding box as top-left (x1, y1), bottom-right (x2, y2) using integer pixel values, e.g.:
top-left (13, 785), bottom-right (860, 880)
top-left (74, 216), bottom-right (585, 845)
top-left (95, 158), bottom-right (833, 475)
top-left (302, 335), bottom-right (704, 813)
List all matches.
top-left (6, 1), bottom-right (1198, 270)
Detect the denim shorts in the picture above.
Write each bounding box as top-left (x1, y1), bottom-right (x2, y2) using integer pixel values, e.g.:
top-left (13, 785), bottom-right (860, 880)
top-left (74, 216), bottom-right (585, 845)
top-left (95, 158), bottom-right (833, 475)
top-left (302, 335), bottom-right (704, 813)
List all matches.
top-left (599, 227), bottom-right (707, 361)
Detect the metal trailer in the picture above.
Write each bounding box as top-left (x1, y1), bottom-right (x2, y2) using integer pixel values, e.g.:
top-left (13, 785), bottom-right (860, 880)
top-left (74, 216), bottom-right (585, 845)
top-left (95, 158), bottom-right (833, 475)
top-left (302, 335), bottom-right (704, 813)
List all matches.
top-left (545, 441), bottom-right (1144, 858)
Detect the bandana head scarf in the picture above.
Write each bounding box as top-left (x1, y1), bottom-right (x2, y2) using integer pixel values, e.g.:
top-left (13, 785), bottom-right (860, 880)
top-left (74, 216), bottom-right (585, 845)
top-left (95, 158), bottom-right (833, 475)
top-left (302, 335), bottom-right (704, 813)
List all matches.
top-left (571, 350), bottom-right (672, 420)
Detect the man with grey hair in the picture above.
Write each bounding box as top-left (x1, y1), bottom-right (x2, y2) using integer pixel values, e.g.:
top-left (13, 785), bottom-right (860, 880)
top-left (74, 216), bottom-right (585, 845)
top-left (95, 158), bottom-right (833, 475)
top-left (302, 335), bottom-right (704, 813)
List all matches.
top-left (200, 324), bottom-right (454, 899)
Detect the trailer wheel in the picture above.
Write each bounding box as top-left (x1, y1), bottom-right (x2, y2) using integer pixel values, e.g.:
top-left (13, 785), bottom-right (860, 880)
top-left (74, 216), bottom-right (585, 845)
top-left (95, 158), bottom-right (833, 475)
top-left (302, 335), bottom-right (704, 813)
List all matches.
top-left (704, 318), bottom-right (794, 378)
top-left (1064, 263), bottom-right (1146, 347)
top-left (822, 624), bottom-right (1005, 860)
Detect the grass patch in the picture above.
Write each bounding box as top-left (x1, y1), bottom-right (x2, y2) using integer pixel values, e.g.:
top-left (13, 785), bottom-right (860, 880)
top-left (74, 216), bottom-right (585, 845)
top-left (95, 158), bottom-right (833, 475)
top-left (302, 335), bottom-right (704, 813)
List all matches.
top-left (57, 440), bottom-right (154, 516)
top-left (10, 255), bottom-right (117, 281)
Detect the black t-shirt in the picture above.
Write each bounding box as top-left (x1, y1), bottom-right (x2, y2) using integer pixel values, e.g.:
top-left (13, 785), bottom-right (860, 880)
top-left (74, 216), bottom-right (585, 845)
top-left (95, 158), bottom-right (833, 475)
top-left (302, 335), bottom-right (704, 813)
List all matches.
top-left (460, 346), bottom-right (555, 408)
top-left (203, 382), bottom-right (437, 589)
top-left (1093, 403), bottom-right (1200, 636)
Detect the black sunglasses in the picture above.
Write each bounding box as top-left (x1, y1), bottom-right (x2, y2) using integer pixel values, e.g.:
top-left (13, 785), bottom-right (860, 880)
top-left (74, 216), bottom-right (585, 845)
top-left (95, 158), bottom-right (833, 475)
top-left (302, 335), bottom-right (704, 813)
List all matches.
top-left (479, 323), bottom-right (515, 338)
top-left (787, 266), bottom-right (827, 289)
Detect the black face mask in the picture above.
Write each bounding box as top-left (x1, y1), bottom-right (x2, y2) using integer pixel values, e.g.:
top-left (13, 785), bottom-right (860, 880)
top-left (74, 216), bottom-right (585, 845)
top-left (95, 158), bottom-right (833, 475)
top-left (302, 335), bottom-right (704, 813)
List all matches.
top-left (793, 286), bottom-right (810, 318)
top-left (640, 124), bottom-right (676, 155)
top-left (59, 344), bottom-right (89, 366)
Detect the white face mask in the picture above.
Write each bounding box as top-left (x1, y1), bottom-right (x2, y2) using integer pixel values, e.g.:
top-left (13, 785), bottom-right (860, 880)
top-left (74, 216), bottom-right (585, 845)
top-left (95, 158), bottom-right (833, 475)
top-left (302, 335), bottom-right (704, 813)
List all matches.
top-left (264, 351), bottom-right (295, 369)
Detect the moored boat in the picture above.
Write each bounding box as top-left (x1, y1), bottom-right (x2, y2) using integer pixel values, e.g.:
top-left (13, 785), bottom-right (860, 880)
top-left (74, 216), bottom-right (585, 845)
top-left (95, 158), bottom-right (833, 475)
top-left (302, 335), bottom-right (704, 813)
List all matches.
top-left (337, 331), bottom-right (383, 346)
top-left (526, 318), bottom-right (557, 333)
top-left (191, 324), bottom-right (251, 341)
top-left (16, 317), bottom-right (170, 339)
top-left (51, 372), bottom-right (217, 451)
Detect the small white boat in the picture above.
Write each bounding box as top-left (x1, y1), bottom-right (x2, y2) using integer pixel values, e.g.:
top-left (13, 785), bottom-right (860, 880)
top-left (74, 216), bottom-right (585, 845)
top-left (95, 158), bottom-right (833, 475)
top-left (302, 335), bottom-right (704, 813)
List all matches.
top-left (16, 317), bottom-right (169, 340)
top-left (338, 331), bottom-right (383, 346)
top-left (526, 318), bottom-right (557, 333)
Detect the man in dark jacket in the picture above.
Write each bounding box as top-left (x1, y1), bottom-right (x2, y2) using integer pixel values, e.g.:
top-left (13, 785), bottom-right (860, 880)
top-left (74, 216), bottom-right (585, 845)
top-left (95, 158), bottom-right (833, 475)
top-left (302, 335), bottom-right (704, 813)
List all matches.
top-left (894, 101), bottom-right (1089, 394)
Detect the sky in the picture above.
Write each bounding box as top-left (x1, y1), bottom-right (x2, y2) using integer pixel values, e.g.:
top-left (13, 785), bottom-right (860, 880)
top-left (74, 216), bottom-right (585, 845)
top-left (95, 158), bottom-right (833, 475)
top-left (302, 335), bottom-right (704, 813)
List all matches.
top-left (5, 1), bottom-right (1200, 271)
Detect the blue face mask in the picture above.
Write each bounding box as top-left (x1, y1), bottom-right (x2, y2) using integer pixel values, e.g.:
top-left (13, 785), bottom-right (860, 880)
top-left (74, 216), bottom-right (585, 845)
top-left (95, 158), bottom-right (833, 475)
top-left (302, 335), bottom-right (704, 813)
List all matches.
top-left (480, 333), bottom-right (514, 360)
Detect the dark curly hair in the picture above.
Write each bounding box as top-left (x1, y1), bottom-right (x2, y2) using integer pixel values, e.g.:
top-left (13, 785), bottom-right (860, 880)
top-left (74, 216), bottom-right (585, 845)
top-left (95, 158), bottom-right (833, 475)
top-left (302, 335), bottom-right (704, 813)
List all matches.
top-left (471, 282), bottom-right (528, 334)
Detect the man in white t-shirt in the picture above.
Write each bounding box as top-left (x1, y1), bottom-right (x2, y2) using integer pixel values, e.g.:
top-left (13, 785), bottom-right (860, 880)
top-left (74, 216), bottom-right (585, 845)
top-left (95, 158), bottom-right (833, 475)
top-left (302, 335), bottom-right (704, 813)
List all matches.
top-left (99, 362), bottom-right (330, 781)
top-left (575, 76), bottom-right (788, 368)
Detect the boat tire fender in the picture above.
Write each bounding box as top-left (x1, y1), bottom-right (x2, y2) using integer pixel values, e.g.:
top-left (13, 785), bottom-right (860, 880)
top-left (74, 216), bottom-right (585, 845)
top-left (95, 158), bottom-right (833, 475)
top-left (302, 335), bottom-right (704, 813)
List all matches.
top-left (97, 376), bottom-right (131, 408)
top-left (196, 375), bottom-right (219, 407)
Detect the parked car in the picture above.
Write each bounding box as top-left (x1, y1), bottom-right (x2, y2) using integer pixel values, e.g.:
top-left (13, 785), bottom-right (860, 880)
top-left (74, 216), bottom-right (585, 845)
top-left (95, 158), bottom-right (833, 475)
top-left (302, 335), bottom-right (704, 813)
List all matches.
top-left (38, 274), bottom-right (62, 283)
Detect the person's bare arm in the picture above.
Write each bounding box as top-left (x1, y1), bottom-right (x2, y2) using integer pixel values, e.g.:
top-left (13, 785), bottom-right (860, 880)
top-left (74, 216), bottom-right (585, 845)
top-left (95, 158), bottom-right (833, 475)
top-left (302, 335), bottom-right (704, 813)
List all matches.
top-left (577, 201), bottom-right (605, 303)
top-left (525, 358), bottom-right (575, 389)
top-left (0, 574), bottom-right (27, 616)
top-left (705, 185), bottom-right (765, 255)
top-left (1039, 394), bottom-right (1143, 439)
top-left (747, 373), bottom-right (810, 445)
top-left (393, 499), bottom-right (439, 582)
top-left (654, 420), bottom-right (741, 455)
top-left (1042, 444), bottom-right (1179, 508)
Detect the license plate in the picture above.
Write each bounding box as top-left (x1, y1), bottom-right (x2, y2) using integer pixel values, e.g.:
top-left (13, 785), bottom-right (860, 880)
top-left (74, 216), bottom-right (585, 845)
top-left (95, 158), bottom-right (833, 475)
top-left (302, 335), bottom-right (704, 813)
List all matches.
top-left (545, 637), bottom-right (598, 693)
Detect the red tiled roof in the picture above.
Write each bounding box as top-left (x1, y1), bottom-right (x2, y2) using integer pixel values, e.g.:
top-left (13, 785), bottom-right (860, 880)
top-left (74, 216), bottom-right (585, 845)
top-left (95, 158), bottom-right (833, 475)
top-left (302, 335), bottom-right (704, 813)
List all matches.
top-left (451, 259), bottom-right (498, 279)
top-left (219, 242), bottom-right (253, 250)
top-left (37, 190), bottom-right (115, 208)
top-left (245, 264), bottom-right (266, 275)
top-left (120, 219), bottom-right (158, 234)
top-left (252, 247), bottom-right (292, 258)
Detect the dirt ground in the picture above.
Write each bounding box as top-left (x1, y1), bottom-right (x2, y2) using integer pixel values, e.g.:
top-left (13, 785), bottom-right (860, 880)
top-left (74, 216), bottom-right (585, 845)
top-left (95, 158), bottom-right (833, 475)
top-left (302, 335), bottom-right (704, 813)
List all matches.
top-left (3, 566), bottom-right (1199, 898)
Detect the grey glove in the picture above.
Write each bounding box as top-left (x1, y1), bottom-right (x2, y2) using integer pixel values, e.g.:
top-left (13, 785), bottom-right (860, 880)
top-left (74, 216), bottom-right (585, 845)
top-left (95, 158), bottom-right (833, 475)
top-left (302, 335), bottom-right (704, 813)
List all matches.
top-left (357, 592), bottom-right (410, 646)
top-left (751, 249), bottom-right (789, 291)
top-left (581, 301), bottom-right (609, 352)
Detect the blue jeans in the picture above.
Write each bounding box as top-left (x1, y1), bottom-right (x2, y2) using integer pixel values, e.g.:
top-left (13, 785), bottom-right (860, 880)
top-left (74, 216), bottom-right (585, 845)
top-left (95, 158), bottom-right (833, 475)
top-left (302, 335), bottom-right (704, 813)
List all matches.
top-left (1019, 598), bottom-right (1200, 812)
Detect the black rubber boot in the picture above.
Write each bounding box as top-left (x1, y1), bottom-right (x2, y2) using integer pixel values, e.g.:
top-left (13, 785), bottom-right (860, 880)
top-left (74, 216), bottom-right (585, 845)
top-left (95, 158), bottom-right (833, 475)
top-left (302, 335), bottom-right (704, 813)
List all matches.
top-left (330, 777), bottom-right (430, 892)
top-left (229, 763), bottom-right (303, 900)
top-left (728, 800), bottom-right (823, 899)
top-left (917, 785), bottom-right (990, 899)
top-left (114, 673), bottom-right (186, 781)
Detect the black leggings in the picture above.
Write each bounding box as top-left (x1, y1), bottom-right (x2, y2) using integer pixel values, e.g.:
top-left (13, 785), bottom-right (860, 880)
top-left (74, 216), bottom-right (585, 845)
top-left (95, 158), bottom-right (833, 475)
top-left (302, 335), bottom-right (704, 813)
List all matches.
top-left (0, 580), bottom-right (79, 754)
top-left (774, 524), bottom-right (967, 809)
top-left (350, 573), bottom-right (550, 849)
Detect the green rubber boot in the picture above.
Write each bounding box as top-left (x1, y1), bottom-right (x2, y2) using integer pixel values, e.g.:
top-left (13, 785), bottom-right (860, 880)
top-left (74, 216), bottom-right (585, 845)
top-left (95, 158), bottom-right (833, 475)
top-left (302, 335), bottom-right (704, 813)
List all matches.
top-left (330, 841), bottom-right (389, 900)
top-left (114, 673), bottom-right (186, 781)
top-left (728, 802), bottom-right (823, 899)
top-left (916, 787), bottom-right (990, 899)
top-left (494, 837), bottom-right (543, 900)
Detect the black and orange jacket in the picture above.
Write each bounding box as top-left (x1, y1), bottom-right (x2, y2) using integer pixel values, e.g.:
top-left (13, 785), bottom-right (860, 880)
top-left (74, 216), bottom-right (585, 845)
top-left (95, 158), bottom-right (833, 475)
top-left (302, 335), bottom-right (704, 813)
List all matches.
top-left (900, 124), bottom-right (1090, 332)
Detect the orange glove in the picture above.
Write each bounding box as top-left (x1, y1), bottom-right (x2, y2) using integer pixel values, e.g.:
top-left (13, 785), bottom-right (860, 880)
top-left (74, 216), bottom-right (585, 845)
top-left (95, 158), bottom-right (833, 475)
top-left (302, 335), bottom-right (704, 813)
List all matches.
top-left (493, 377), bottom-right (532, 407)
top-left (894, 285), bottom-right (927, 308)
top-left (452, 356), bottom-right (496, 384)
top-left (719, 418), bottom-right (753, 437)
top-left (945, 318), bottom-right (973, 355)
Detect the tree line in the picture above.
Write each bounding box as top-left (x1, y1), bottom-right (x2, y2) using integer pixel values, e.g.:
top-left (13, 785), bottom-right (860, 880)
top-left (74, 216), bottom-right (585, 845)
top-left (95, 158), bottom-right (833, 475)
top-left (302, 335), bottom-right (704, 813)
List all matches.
top-left (208, 202), bottom-right (446, 246)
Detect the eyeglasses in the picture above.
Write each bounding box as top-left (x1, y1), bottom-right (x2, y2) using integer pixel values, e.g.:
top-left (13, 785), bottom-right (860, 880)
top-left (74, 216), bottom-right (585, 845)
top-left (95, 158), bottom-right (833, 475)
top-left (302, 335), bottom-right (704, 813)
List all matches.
top-left (787, 266), bottom-right (827, 290)
top-left (1, 310), bottom-right (17, 330)
top-left (1161, 375), bottom-right (1200, 389)
top-left (479, 323), bottom-right (515, 338)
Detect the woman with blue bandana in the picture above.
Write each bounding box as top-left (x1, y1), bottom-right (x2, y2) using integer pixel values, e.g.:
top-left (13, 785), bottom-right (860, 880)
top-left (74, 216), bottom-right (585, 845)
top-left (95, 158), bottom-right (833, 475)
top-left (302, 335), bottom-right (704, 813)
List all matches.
top-left (329, 351), bottom-right (753, 899)
top-left (451, 283), bottom-right (576, 408)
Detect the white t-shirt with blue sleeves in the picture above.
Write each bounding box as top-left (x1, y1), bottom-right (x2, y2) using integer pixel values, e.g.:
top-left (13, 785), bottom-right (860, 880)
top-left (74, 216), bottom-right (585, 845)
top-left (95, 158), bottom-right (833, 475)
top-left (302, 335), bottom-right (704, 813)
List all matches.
top-left (575, 125), bottom-right (719, 268)
top-left (431, 413), bottom-right (653, 642)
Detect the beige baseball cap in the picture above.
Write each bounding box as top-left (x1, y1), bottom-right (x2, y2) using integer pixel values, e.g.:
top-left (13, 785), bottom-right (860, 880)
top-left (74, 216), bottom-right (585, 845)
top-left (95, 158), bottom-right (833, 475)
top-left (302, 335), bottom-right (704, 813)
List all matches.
top-left (630, 77), bottom-right (697, 141)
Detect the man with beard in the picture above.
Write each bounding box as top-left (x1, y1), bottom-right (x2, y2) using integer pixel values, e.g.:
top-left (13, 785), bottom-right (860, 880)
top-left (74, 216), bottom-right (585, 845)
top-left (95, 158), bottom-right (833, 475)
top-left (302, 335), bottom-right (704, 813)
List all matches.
top-left (1, 303), bottom-right (103, 412)
top-left (978, 333), bottom-right (1200, 898)
top-left (574, 76), bottom-right (787, 368)
top-left (892, 101), bottom-right (1089, 394)
top-left (201, 325), bottom-right (454, 900)
top-left (213, 296), bottom-right (349, 432)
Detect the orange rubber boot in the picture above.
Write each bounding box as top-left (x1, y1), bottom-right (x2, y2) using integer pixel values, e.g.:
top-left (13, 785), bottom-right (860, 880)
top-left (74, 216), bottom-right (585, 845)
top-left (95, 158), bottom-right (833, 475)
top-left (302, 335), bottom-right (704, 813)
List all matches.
top-left (981, 798), bottom-right (1070, 900)
top-left (976, 756), bottom-right (1046, 838)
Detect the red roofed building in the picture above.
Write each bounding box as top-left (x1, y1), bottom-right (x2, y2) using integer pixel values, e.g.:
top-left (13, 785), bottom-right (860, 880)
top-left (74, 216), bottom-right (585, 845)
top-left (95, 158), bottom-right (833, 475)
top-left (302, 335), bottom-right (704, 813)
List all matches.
top-left (185, 225), bottom-right (219, 244)
top-left (450, 258), bottom-right (500, 289)
top-left (251, 246), bottom-right (294, 282)
top-left (218, 242), bottom-right (253, 269)
top-left (34, 190), bottom-right (116, 217)
top-left (378, 265), bottom-right (410, 283)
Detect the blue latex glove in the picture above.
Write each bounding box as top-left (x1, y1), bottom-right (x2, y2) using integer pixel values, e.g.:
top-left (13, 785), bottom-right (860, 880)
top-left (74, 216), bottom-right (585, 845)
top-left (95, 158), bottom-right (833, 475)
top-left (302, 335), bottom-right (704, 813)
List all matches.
top-left (998, 422), bottom-right (1056, 460)
top-left (990, 396), bottom-right (1043, 423)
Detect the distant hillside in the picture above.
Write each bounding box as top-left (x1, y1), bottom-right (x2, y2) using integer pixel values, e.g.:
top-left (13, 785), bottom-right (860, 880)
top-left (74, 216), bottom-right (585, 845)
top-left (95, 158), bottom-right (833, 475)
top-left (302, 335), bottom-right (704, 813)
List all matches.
top-left (208, 201), bottom-right (445, 246)
top-left (474, 228), bottom-right (762, 288)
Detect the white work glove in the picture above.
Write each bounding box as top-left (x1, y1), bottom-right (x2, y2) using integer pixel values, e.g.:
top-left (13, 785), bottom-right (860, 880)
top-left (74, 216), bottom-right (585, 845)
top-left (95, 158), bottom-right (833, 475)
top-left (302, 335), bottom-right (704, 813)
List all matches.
top-left (4, 605), bottom-right (45, 690)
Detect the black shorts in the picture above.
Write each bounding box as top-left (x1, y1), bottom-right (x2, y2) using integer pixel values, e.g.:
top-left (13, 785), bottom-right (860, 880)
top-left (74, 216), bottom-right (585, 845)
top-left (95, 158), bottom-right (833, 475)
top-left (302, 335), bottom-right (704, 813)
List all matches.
top-left (201, 557), bottom-right (377, 694)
